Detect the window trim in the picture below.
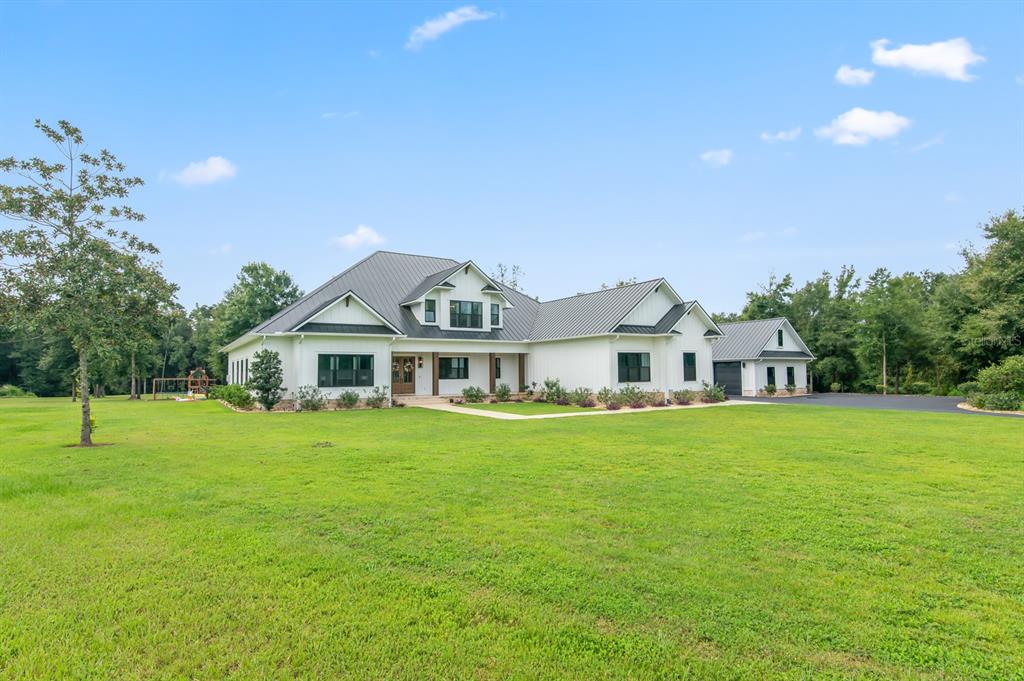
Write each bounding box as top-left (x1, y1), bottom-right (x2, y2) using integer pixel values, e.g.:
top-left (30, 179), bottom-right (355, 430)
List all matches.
top-left (786, 366), bottom-right (795, 386)
top-left (617, 352), bottom-right (651, 383)
top-left (766, 366), bottom-right (776, 387)
top-left (438, 356), bottom-right (469, 380)
top-left (777, 329), bottom-right (784, 347)
top-left (490, 303), bottom-right (501, 327)
top-left (449, 300), bottom-right (483, 329)
top-left (683, 352), bottom-right (697, 382)
top-left (317, 353), bottom-right (374, 388)
top-left (424, 298), bottom-right (437, 324)
top-left (494, 356), bottom-right (501, 379)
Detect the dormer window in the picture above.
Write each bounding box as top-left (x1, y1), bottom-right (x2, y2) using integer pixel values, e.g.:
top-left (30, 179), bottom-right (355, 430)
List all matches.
top-left (490, 303), bottom-right (500, 326)
top-left (424, 299), bottom-right (436, 323)
top-left (450, 300), bottom-right (482, 328)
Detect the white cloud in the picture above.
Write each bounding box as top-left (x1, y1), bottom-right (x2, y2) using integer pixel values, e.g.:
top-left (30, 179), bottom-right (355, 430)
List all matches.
top-left (944, 191), bottom-right (962, 203)
top-left (815, 107), bottom-right (911, 145)
top-left (834, 65), bottom-right (875, 86)
top-left (174, 156), bottom-right (237, 186)
top-left (335, 225), bottom-right (385, 250)
top-left (700, 149), bottom-right (733, 167)
top-left (870, 38), bottom-right (985, 82)
top-left (406, 6), bottom-right (495, 51)
top-left (760, 127), bottom-right (801, 143)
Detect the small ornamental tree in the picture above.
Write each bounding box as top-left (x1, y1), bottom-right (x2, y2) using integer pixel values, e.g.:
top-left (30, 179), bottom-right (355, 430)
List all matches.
top-left (249, 349), bottom-right (284, 411)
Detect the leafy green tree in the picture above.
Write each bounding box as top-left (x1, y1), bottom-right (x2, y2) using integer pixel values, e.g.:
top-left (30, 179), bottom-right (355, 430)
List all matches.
top-left (248, 348), bottom-right (284, 411)
top-left (858, 269), bottom-right (926, 394)
top-left (789, 266), bottom-right (861, 390)
top-left (740, 273), bottom-right (793, 320)
top-left (208, 263), bottom-right (302, 378)
top-left (0, 120), bottom-right (173, 444)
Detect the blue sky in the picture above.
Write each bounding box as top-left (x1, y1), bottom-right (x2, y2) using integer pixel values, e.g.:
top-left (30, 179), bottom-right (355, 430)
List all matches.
top-left (2, 1), bottom-right (1022, 312)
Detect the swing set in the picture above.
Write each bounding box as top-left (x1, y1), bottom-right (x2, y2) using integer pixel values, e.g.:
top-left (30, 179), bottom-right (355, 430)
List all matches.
top-left (150, 368), bottom-right (216, 400)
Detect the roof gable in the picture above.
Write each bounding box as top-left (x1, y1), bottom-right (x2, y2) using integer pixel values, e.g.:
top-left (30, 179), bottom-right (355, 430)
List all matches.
top-left (712, 318), bottom-right (813, 361)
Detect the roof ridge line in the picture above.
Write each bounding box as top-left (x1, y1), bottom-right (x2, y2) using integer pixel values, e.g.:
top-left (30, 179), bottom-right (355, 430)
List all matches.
top-left (539, 277), bottom-right (663, 305)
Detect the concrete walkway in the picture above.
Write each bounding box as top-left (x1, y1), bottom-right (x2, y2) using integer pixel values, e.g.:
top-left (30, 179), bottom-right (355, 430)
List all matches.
top-left (413, 399), bottom-right (766, 420)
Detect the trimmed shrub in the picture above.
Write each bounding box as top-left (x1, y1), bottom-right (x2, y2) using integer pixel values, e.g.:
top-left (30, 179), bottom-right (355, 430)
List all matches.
top-left (0, 384), bottom-right (36, 398)
top-left (211, 384), bottom-right (254, 409)
top-left (701, 381), bottom-right (727, 403)
top-left (977, 355), bottom-right (1024, 396)
top-left (295, 385), bottom-right (327, 411)
top-left (619, 384), bottom-right (646, 408)
top-left (494, 383), bottom-right (512, 402)
top-left (578, 397), bottom-right (597, 408)
top-left (644, 391), bottom-right (663, 406)
top-left (764, 383), bottom-right (777, 396)
top-left (671, 389), bottom-right (696, 405)
top-left (956, 381), bottom-right (980, 396)
top-left (338, 391), bottom-right (360, 409)
top-left (364, 386), bottom-right (389, 409)
top-left (569, 387), bottom-right (592, 406)
top-left (540, 377), bottom-right (567, 404)
top-left (829, 382), bottom-right (841, 393)
top-left (462, 386), bottom-right (486, 403)
top-left (906, 381), bottom-right (932, 395)
top-left (249, 348), bottom-right (285, 411)
top-left (596, 387), bottom-right (615, 405)
top-left (971, 392), bottom-right (1022, 411)
top-left (785, 383), bottom-right (797, 395)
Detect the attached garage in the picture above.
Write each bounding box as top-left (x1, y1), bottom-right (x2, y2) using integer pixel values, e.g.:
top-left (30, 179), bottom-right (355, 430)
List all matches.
top-left (710, 318), bottom-right (815, 397)
top-left (713, 361), bottom-right (743, 396)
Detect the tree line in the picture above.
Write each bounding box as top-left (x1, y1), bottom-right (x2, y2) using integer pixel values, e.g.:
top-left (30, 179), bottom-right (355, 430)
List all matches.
top-left (714, 209), bottom-right (1023, 394)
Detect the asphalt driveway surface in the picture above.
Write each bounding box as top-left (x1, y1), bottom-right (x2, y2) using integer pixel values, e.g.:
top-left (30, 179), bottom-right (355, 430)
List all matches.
top-left (741, 392), bottom-right (1022, 418)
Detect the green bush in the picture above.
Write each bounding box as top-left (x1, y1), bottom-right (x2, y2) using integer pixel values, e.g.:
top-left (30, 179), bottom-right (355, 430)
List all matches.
top-left (977, 355), bottom-right (1024, 396)
top-left (596, 387), bottom-right (615, 405)
top-left (249, 349), bottom-right (285, 411)
top-left (494, 383), bottom-right (512, 402)
top-left (829, 382), bottom-right (841, 393)
top-left (211, 384), bottom-right (254, 409)
top-left (644, 391), bottom-right (664, 406)
top-left (569, 387), bottom-right (592, 406)
top-left (338, 391), bottom-right (360, 409)
top-left (671, 389), bottom-right (696, 405)
top-left (365, 386), bottom-right (389, 409)
top-left (701, 381), bottom-right (727, 403)
top-left (540, 378), bottom-right (567, 403)
top-left (619, 385), bottom-right (646, 408)
top-left (764, 383), bottom-right (777, 396)
top-left (0, 384), bottom-right (36, 398)
top-left (906, 381), bottom-right (932, 395)
top-left (462, 386), bottom-right (486, 403)
top-left (970, 392), bottom-right (1021, 411)
top-left (602, 390), bottom-right (623, 410)
top-left (957, 381), bottom-right (980, 395)
top-left (295, 385), bottom-right (327, 411)
top-left (785, 383), bottom-right (797, 395)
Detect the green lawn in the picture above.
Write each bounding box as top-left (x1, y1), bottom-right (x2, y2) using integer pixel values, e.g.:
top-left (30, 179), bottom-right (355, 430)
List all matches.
top-left (460, 400), bottom-right (594, 414)
top-left (1, 397), bottom-right (1022, 679)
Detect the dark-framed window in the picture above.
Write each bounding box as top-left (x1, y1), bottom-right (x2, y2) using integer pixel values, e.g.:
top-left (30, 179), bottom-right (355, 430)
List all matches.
top-left (318, 354), bottom-right (374, 387)
top-left (766, 366), bottom-right (776, 387)
top-left (491, 303), bottom-right (500, 326)
top-left (777, 329), bottom-right (784, 347)
top-left (683, 352), bottom-right (697, 381)
top-left (786, 366), bottom-right (795, 386)
top-left (439, 356), bottom-right (469, 379)
top-left (244, 358), bottom-right (249, 383)
top-left (495, 357), bottom-right (501, 379)
top-left (424, 299), bottom-right (436, 323)
top-left (450, 300), bottom-right (482, 328)
top-left (617, 352), bottom-right (651, 382)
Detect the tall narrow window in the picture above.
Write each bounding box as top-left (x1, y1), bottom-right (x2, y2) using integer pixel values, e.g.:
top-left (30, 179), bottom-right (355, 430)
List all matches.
top-left (491, 303), bottom-right (500, 326)
top-left (786, 366), bottom-right (795, 386)
top-left (766, 366), bottom-right (776, 387)
top-left (777, 329), bottom-right (784, 347)
top-left (450, 301), bottom-right (482, 328)
top-left (683, 352), bottom-right (697, 381)
top-left (494, 357), bottom-right (501, 379)
top-left (439, 357), bottom-right (469, 379)
top-left (424, 299), bottom-right (436, 323)
top-left (617, 352), bottom-right (651, 382)
top-left (244, 358), bottom-right (249, 383)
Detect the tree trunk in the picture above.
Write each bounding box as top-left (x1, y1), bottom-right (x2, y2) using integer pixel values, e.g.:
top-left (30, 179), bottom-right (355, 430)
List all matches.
top-left (130, 351), bottom-right (138, 400)
top-left (881, 332), bottom-right (888, 396)
top-left (79, 349), bottom-right (92, 446)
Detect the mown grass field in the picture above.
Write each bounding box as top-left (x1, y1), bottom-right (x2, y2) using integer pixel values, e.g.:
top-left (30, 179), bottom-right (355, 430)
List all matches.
top-left (461, 401), bottom-right (593, 414)
top-left (1, 397), bottom-right (1022, 679)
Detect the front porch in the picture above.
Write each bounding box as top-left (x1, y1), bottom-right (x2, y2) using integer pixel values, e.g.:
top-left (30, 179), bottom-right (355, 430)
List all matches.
top-left (389, 351), bottom-right (527, 398)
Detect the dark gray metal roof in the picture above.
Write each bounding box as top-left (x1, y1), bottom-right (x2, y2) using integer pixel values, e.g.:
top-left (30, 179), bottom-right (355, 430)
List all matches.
top-left (760, 350), bottom-right (814, 359)
top-left (297, 323), bottom-right (395, 335)
top-left (529, 279), bottom-right (663, 341)
top-left (712, 318), bottom-right (813, 361)
top-left (399, 263), bottom-right (462, 305)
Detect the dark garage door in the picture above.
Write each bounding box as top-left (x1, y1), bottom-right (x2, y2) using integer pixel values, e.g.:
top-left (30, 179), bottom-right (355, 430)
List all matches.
top-left (714, 362), bottom-right (742, 395)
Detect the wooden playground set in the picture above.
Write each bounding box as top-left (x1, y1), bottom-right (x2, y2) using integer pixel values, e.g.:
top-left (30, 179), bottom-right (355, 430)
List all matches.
top-left (150, 368), bottom-right (216, 400)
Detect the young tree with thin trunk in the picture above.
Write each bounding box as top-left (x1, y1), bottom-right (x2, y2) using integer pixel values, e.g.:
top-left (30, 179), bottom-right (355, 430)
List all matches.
top-left (0, 120), bottom-right (172, 445)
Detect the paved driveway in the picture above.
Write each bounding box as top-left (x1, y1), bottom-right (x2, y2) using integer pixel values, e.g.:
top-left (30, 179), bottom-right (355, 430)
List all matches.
top-left (740, 392), bottom-right (1022, 418)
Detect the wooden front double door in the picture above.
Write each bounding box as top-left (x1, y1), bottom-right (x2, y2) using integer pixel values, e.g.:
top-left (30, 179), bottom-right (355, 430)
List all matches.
top-left (391, 355), bottom-right (416, 395)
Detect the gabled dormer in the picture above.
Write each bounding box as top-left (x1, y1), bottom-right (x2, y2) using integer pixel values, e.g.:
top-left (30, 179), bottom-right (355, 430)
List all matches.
top-left (401, 261), bottom-right (512, 331)
top-left (290, 290), bottom-right (403, 335)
